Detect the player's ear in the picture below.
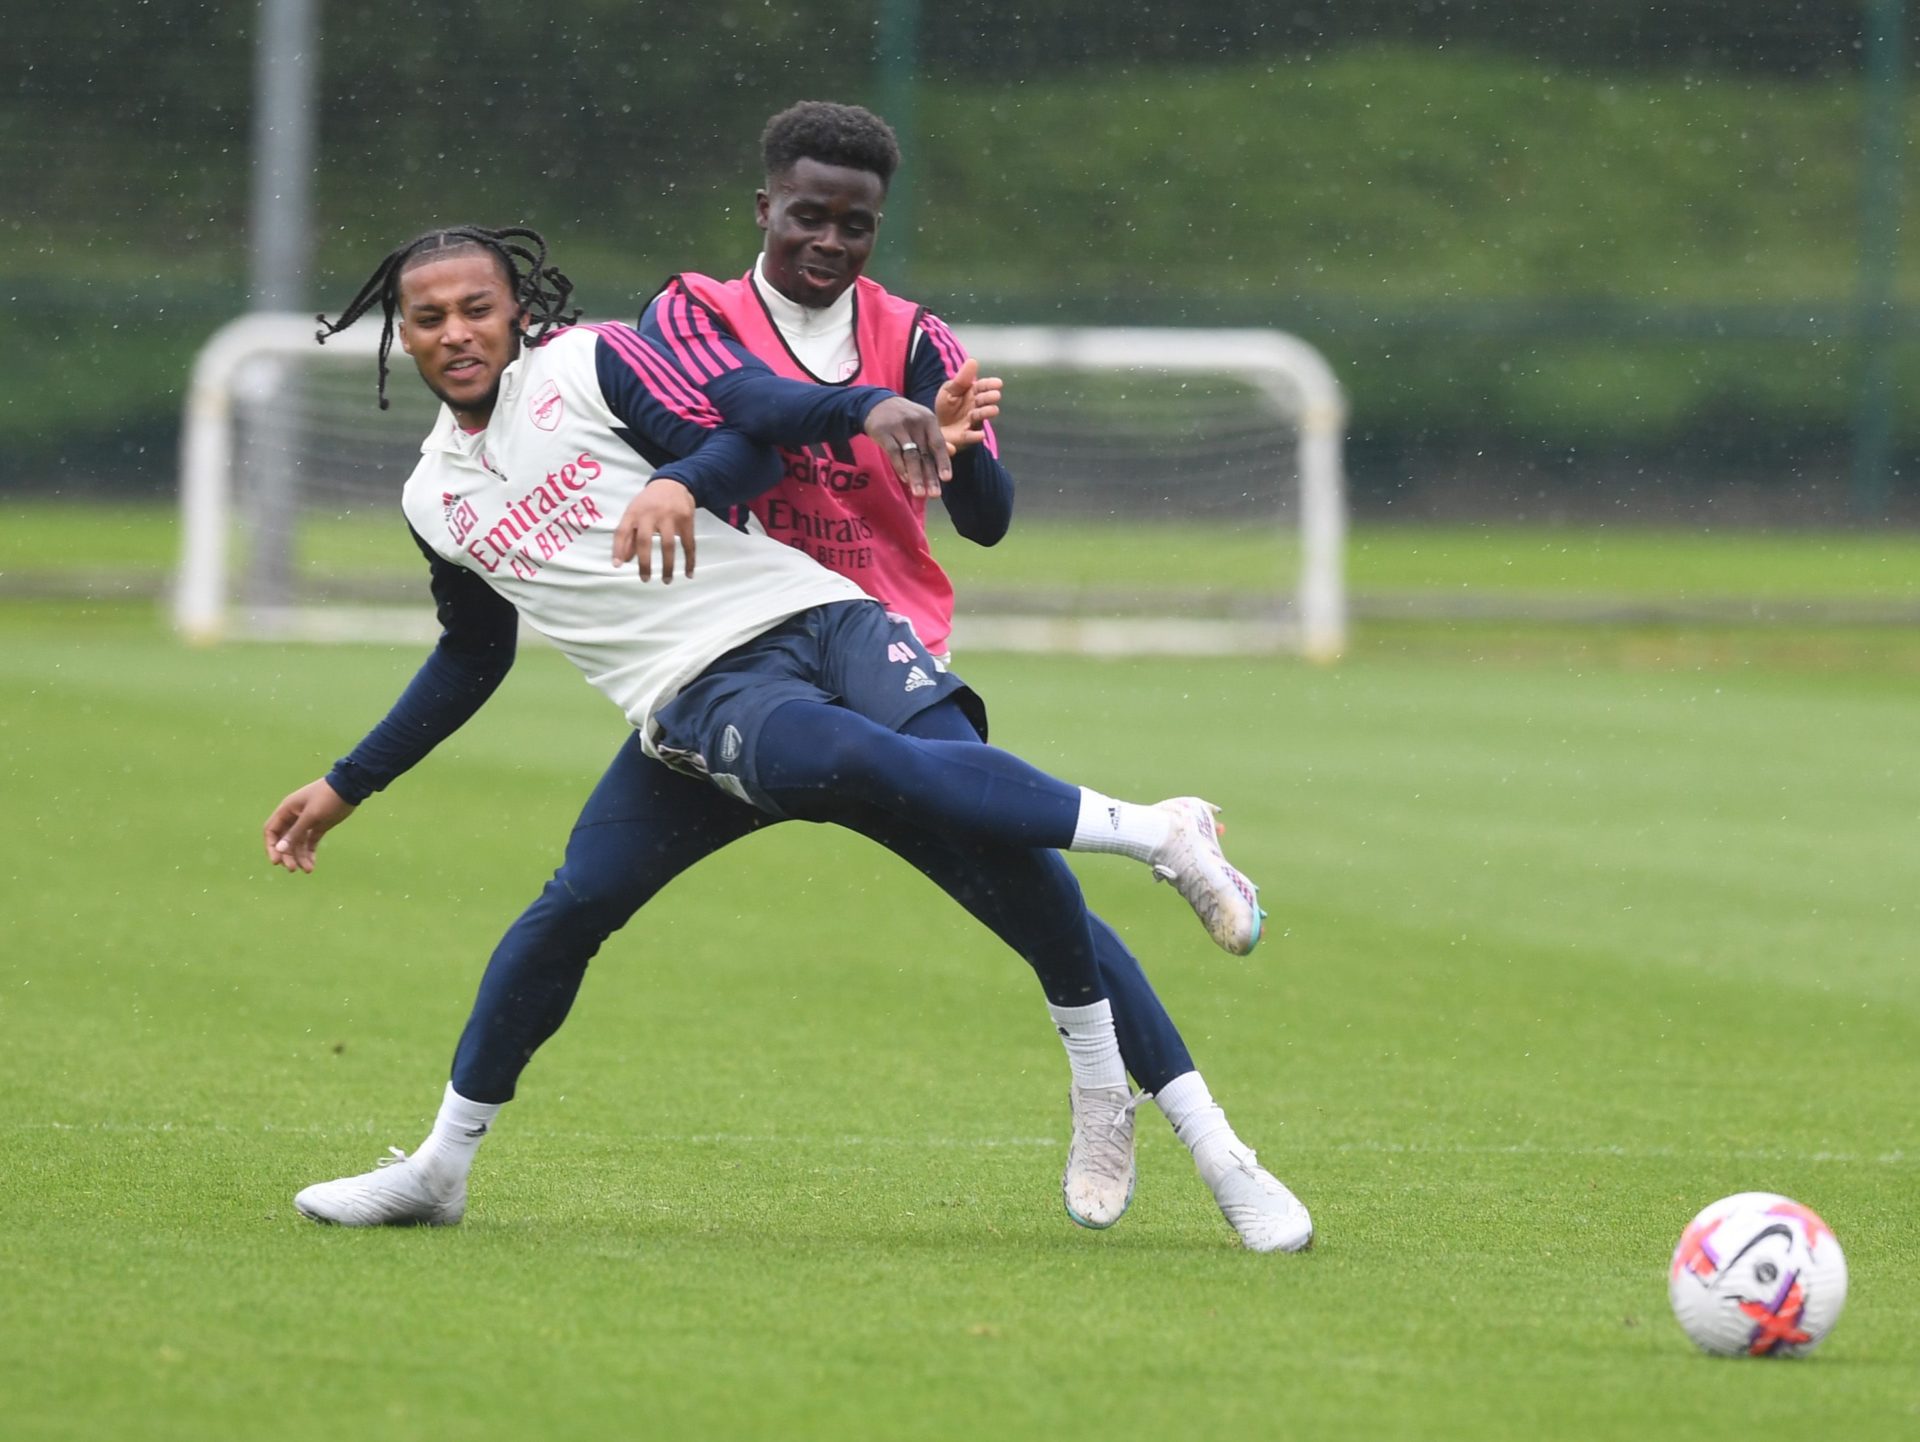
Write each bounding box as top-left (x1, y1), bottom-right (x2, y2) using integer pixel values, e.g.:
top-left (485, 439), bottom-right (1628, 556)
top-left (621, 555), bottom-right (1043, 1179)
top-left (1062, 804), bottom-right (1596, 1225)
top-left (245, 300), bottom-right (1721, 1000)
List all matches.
top-left (755, 189), bottom-right (771, 230)
top-left (396, 316), bottom-right (415, 357)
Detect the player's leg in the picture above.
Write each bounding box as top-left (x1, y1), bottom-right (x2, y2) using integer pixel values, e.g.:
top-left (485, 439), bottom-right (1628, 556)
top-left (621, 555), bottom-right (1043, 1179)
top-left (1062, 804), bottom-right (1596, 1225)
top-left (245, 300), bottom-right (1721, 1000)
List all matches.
top-left (842, 813), bottom-right (1305, 1248)
top-left (823, 798), bottom-right (1135, 1227)
top-left (447, 736), bottom-right (769, 1103)
top-left (755, 698), bottom-right (1263, 955)
top-left (653, 606), bottom-right (1131, 1225)
top-left (889, 691), bottom-right (1312, 1251)
top-left (891, 698), bottom-right (1195, 1087)
top-left (1068, 908), bottom-right (1313, 1251)
top-left (294, 735), bottom-right (768, 1227)
top-left (654, 602), bottom-right (1263, 955)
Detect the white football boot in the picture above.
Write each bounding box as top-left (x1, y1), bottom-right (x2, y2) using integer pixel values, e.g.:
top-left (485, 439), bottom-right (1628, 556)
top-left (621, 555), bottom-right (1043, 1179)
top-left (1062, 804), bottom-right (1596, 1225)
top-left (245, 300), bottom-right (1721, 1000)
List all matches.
top-left (1148, 798), bottom-right (1265, 955)
top-left (1062, 1084), bottom-right (1141, 1229)
top-left (294, 1146), bottom-right (466, 1227)
top-left (1198, 1142), bottom-right (1313, 1253)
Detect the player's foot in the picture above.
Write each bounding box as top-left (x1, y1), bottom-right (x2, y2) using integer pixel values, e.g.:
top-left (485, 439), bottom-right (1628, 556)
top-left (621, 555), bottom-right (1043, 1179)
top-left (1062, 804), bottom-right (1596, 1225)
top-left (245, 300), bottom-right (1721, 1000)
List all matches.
top-left (1062, 1084), bottom-right (1140, 1229)
top-left (1199, 1142), bottom-right (1312, 1253)
top-left (1148, 798), bottom-right (1264, 955)
top-left (294, 1146), bottom-right (466, 1227)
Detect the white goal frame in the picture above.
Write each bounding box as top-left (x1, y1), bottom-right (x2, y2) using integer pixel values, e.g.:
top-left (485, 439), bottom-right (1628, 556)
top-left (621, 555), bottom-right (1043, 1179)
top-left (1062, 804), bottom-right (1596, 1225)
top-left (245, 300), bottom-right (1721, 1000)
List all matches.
top-left (176, 313), bottom-right (1348, 659)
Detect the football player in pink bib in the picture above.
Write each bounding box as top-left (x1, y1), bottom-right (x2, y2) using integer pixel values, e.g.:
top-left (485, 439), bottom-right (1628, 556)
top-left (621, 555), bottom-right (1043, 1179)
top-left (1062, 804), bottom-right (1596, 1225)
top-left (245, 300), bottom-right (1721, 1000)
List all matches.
top-left (635, 103), bottom-right (1313, 1249)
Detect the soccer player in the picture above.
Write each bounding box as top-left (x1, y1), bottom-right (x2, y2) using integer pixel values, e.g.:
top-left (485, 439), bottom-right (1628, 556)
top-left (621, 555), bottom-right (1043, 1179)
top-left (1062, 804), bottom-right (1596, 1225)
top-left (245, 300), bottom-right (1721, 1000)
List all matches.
top-left (272, 224), bottom-right (1305, 1248)
top-left (636, 102), bottom-right (1311, 1249)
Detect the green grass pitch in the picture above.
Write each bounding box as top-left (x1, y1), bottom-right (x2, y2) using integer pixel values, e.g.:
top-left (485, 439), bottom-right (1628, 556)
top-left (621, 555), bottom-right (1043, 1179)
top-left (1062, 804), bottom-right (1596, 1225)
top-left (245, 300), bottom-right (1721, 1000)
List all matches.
top-left (2, 589), bottom-right (1917, 1440)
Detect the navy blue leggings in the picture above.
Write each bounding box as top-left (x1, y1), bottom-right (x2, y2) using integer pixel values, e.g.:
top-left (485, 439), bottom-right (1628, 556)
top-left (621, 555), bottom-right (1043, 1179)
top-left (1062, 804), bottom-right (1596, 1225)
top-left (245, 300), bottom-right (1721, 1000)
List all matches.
top-left (754, 697), bottom-right (1085, 847)
top-left (450, 698), bottom-right (1195, 1101)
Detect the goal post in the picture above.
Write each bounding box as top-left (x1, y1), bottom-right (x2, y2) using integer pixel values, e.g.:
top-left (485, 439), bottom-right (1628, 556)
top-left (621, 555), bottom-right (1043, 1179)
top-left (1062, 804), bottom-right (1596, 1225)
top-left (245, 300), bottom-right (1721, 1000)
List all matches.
top-left (176, 313), bottom-right (1348, 659)
top-left (175, 311), bottom-right (447, 645)
top-left (949, 324), bottom-right (1348, 661)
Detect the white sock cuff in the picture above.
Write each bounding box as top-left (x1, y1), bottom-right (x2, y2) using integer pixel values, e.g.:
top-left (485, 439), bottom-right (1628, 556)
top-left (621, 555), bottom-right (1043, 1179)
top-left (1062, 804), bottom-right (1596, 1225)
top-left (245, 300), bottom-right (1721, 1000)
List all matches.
top-left (1048, 997), bottom-right (1127, 1090)
top-left (422, 1083), bottom-right (502, 1156)
top-left (1154, 1070), bottom-right (1212, 1122)
top-left (439, 1082), bottom-right (502, 1129)
top-left (1155, 1070), bottom-right (1233, 1149)
top-left (1047, 998), bottom-right (1115, 1030)
top-left (1070, 789), bottom-right (1170, 861)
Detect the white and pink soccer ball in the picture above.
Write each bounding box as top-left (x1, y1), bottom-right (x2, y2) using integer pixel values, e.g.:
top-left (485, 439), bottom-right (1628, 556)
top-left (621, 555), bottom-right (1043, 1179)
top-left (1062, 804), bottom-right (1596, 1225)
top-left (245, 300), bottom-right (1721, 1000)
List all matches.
top-left (1668, 1192), bottom-right (1847, 1358)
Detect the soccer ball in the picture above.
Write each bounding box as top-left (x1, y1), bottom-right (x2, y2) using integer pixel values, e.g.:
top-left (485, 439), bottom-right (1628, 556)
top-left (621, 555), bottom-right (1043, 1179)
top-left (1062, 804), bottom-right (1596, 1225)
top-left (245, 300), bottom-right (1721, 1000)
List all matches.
top-left (1668, 1192), bottom-right (1847, 1357)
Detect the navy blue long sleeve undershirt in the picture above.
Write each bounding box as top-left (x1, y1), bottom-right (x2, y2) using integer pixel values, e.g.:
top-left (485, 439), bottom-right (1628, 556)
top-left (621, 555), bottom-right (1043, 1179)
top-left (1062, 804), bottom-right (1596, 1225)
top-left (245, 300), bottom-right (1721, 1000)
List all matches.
top-left (590, 329), bottom-right (791, 513)
top-left (324, 530), bottom-right (519, 803)
top-left (639, 281), bottom-right (1014, 544)
top-left (902, 332), bottom-right (1013, 546)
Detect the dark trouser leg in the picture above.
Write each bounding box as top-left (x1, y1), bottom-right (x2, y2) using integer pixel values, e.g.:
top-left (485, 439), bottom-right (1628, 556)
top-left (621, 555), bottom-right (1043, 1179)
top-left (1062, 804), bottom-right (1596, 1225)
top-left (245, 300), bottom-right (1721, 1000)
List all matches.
top-left (830, 804), bottom-right (1106, 1008)
top-left (906, 699), bottom-right (1196, 1091)
top-left (1084, 912), bottom-right (1194, 1093)
top-left (449, 734), bottom-right (767, 1103)
top-left (823, 699), bottom-right (1199, 1090)
top-left (756, 698), bottom-right (1083, 849)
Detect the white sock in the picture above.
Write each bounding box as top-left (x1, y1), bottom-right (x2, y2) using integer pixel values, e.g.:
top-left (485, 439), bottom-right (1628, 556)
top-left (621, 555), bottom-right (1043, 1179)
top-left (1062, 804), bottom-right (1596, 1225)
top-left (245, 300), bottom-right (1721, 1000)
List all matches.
top-left (411, 1082), bottom-right (501, 1180)
top-left (1070, 789), bottom-right (1172, 861)
top-left (1154, 1070), bottom-right (1245, 1177)
top-left (1048, 998), bottom-right (1128, 1090)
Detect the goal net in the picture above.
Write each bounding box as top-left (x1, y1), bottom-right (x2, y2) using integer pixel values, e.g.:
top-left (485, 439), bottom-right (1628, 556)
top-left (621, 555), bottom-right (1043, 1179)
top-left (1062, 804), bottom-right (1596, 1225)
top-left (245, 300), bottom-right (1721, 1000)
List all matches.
top-left (176, 315), bottom-right (1347, 658)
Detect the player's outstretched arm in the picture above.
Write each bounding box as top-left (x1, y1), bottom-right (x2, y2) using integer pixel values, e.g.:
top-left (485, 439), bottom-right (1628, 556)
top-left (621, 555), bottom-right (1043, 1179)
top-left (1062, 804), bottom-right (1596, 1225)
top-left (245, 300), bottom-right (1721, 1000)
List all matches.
top-left (263, 778), bottom-right (358, 874)
top-left (638, 294), bottom-right (949, 495)
top-left (299, 534), bottom-right (519, 828)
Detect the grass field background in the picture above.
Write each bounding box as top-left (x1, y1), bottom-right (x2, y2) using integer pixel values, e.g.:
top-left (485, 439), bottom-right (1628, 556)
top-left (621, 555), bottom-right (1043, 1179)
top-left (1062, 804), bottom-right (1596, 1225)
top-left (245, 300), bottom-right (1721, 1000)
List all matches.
top-left (3, 520), bottom-right (1919, 1439)
top-left (14, 498), bottom-right (1920, 609)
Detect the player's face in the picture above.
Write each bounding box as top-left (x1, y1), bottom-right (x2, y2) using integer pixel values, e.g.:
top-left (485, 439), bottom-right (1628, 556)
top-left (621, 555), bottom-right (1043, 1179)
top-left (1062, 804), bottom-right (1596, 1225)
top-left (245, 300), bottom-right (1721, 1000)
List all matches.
top-left (396, 251), bottom-right (523, 427)
top-left (757, 158), bottom-right (886, 309)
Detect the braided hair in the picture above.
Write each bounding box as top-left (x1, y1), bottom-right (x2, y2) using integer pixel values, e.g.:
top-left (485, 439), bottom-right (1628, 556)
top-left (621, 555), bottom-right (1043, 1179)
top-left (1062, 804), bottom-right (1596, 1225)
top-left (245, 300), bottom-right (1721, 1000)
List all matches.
top-left (315, 225), bottom-right (581, 409)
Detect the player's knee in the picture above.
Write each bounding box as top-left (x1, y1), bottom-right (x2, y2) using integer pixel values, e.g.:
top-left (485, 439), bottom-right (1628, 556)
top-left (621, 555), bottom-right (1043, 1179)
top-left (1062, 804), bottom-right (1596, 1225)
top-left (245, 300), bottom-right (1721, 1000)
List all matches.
top-left (1028, 849), bottom-right (1090, 921)
top-left (548, 857), bottom-right (652, 933)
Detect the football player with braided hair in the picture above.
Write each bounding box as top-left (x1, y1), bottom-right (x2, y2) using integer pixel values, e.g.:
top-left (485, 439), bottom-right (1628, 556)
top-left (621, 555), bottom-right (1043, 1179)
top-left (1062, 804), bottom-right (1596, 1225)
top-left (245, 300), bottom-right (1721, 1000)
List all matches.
top-left (269, 221), bottom-right (1299, 1248)
top-left (316, 225), bottom-right (580, 409)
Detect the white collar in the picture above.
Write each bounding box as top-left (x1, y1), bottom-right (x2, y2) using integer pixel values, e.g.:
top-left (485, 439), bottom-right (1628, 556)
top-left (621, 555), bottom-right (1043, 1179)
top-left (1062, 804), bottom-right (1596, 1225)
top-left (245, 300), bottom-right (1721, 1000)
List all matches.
top-left (752, 254), bottom-right (855, 341)
top-left (419, 353), bottom-right (526, 456)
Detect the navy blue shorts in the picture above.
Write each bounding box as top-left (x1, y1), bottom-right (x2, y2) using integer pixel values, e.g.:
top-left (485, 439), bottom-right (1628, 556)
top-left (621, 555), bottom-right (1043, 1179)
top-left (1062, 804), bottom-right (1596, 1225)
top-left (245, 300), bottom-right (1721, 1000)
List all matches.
top-left (652, 600), bottom-right (977, 815)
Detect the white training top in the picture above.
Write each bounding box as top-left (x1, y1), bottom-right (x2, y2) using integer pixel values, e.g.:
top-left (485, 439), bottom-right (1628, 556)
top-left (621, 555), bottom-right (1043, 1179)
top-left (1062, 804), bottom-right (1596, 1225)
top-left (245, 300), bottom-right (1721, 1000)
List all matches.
top-left (400, 326), bottom-right (867, 751)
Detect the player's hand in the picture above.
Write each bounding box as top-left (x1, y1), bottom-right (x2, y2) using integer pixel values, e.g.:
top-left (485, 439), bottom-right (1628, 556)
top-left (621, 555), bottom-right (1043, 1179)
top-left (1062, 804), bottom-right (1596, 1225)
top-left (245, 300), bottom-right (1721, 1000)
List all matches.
top-left (864, 396), bottom-right (951, 499)
top-left (935, 358), bottom-right (1002, 455)
top-left (263, 778), bottom-right (358, 875)
top-left (613, 477), bottom-right (696, 583)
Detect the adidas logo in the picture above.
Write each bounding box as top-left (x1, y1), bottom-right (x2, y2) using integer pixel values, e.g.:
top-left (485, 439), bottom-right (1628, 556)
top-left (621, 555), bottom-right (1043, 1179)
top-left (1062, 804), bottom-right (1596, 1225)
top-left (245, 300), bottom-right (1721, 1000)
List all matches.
top-left (1107, 805), bottom-right (1121, 832)
top-left (904, 665), bottom-right (935, 692)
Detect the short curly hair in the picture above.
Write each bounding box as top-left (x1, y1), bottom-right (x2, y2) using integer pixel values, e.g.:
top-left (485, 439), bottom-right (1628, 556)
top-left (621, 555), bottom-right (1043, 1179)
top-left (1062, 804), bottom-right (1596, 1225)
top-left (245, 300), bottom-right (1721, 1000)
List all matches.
top-left (761, 101), bottom-right (900, 189)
